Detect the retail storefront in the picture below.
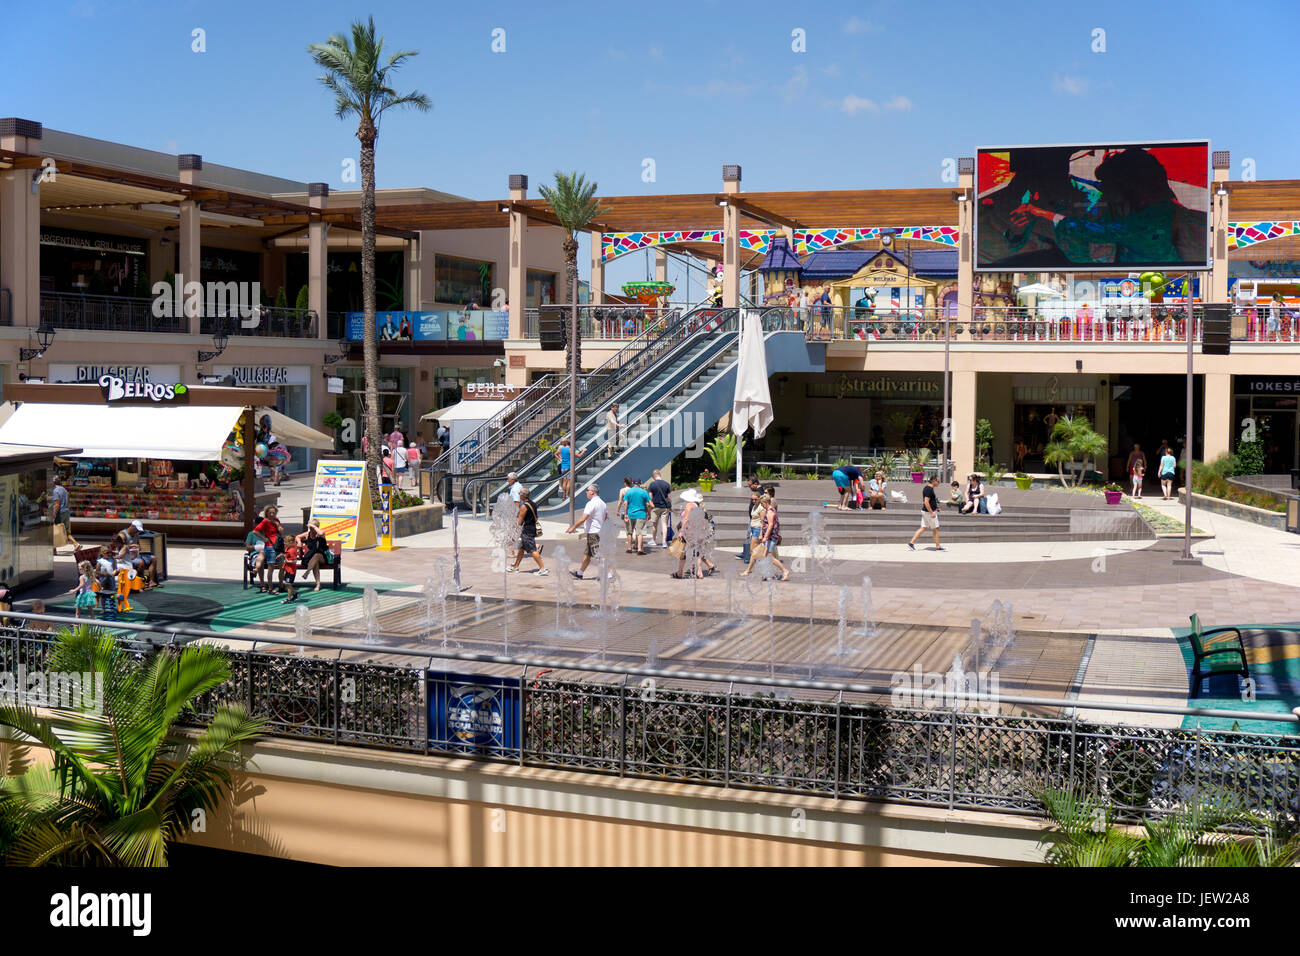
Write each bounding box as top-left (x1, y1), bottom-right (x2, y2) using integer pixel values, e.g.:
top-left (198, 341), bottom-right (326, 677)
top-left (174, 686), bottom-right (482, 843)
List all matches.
top-left (40, 227), bottom-right (148, 297)
top-left (214, 365), bottom-right (312, 472)
top-left (770, 371), bottom-right (945, 455)
top-left (0, 382), bottom-right (292, 540)
top-left (333, 366), bottom-right (414, 455)
top-left (1234, 376), bottom-right (1300, 473)
top-left (48, 363), bottom-right (182, 386)
top-left (0, 444), bottom-right (81, 591)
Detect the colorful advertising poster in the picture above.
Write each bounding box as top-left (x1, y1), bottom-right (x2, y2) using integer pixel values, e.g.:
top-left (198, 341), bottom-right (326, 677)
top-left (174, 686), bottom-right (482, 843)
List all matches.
top-left (975, 141), bottom-right (1209, 272)
top-left (427, 671), bottom-right (521, 757)
top-left (308, 461), bottom-right (375, 550)
top-left (345, 310), bottom-right (508, 342)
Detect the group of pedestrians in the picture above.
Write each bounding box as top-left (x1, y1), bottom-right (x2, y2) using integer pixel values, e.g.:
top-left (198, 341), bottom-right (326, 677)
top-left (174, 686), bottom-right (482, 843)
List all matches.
top-left (1126, 441), bottom-right (1180, 500)
top-left (831, 464), bottom-right (893, 511)
top-left (245, 506), bottom-right (337, 602)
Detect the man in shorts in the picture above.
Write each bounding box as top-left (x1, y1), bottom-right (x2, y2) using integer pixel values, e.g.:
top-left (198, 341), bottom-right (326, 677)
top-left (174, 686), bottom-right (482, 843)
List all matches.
top-left (50, 475), bottom-right (79, 552)
top-left (564, 484), bottom-right (607, 580)
top-left (621, 478), bottom-right (652, 555)
top-left (907, 475), bottom-right (945, 552)
top-left (646, 469), bottom-right (673, 546)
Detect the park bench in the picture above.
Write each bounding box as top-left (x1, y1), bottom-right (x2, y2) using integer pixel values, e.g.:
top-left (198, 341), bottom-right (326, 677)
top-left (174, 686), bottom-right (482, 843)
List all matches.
top-left (1187, 613), bottom-right (1250, 698)
top-left (242, 538), bottom-right (344, 591)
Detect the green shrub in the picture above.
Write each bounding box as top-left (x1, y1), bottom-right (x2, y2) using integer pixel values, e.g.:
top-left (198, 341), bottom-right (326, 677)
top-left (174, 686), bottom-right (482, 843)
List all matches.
top-left (295, 284), bottom-right (310, 311)
top-left (1235, 439), bottom-right (1265, 476)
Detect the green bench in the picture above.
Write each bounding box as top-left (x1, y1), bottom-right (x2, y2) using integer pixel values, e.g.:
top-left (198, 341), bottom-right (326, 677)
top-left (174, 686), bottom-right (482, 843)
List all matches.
top-left (1187, 613), bottom-right (1250, 698)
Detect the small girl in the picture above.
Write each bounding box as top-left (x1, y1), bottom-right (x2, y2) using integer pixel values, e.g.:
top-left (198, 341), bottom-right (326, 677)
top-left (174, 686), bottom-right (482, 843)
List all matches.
top-left (1130, 459), bottom-right (1145, 499)
top-left (70, 560), bottom-right (97, 619)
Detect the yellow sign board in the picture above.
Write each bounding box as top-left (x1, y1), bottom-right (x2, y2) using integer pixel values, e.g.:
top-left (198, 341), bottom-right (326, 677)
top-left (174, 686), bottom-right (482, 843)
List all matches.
top-left (375, 466), bottom-right (396, 551)
top-left (308, 460), bottom-right (375, 550)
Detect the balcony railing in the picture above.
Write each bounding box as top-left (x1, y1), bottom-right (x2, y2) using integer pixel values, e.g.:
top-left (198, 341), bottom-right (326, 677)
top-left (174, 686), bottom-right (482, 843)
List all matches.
top-left (201, 306), bottom-right (318, 339)
top-left (798, 305), bottom-right (1300, 344)
top-left (523, 305), bottom-right (677, 340)
top-left (39, 291), bottom-right (187, 334)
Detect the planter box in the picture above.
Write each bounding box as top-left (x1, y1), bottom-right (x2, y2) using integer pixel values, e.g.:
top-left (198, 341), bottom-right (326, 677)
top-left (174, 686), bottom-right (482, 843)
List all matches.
top-left (910, 472), bottom-right (924, 483)
top-left (392, 502), bottom-right (444, 538)
top-left (1177, 490), bottom-right (1287, 531)
top-left (1104, 490), bottom-right (1123, 505)
top-left (1015, 477), bottom-right (1032, 490)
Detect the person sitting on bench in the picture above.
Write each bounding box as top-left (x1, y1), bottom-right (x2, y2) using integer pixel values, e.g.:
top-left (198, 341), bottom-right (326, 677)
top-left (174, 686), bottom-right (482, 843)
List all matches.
top-left (294, 520), bottom-right (334, 593)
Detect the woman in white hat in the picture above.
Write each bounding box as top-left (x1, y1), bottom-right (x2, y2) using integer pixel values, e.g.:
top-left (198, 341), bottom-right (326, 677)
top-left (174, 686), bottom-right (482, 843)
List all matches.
top-left (670, 488), bottom-right (717, 579)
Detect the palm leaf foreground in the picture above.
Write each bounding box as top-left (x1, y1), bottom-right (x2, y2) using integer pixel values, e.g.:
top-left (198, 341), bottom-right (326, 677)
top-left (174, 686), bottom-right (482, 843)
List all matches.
top-left (0, 626), bottom-right (264, 866)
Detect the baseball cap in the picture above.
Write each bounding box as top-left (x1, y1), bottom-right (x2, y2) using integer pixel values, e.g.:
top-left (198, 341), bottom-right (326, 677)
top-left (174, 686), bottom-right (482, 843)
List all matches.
top-left (131, 519), bottom-right (144, 531)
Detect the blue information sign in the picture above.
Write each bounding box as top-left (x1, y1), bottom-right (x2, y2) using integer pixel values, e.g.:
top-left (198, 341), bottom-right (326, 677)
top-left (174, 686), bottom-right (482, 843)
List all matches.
top-left (427, 670), bottom-right (521, 756)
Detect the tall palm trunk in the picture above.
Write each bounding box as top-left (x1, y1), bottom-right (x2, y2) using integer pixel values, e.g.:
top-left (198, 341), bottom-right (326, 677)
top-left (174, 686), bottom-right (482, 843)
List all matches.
top-left (563, 235), bottom-right (580, 372)
top-left (359, 120), bottom-right (381, 490)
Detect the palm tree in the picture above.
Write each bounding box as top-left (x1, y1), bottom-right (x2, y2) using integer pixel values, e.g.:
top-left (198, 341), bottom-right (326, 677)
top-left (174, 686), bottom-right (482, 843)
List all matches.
top-left (537, 172), bottom-right (609, 522)
top-left (0, 626), bottom-right (265, 866)
top-left (309, 18), bottom-right (430, 485)
top-left (1043, 416), bottom-right (1108, 487)
top-left (1038, 787), bottom-right (1300, 867)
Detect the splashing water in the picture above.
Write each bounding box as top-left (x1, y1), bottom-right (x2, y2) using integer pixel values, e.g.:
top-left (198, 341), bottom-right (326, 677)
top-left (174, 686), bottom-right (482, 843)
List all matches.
top-left (801, 509), bottom-right (835, 678)
top-left (859, 576), bottom-right (879, 640)
top-left (490, 492), bottom-right (521, 655)
top-left (550, 543), bottom-right (581, 641)
top-left (362, 585), bottom-right (380, 645)
top-left (293, 604), bottom-right (310, 657)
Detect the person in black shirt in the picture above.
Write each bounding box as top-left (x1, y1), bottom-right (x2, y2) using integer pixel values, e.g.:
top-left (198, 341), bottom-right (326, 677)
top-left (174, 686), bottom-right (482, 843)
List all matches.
top-left (646, 469), bottom-right (673, 547)
top-left (908, 476), bottom-right (944, 551)
top-left (294, 521), bottom-right (334, 592)
top-left (839, 463), bottom-right (864, 508)
top-left (509, 488), bottom-right (547, 574)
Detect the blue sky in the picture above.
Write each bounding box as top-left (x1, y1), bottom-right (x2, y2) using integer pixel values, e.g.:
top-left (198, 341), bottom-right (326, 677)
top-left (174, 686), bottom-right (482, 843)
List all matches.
top-left (5, 0), bottom-right (1297, 290)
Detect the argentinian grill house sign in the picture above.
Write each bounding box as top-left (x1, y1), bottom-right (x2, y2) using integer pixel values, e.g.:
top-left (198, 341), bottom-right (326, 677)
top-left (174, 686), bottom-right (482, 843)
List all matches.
top-left (98, 375), bottom-right (188, 404)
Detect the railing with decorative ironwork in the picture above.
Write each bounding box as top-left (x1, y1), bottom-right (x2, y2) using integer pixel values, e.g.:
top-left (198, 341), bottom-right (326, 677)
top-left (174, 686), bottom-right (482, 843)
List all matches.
top-left (807, 304), bottom-right (1300, 344)
top-left (39, 290), bottom-right (187, 334)
top-left (522, 305), bottom-right (676, 340)
top-left (1, 615), bottom-right (1296, 823)
top-left (201, 306), bottom-right (318, 339)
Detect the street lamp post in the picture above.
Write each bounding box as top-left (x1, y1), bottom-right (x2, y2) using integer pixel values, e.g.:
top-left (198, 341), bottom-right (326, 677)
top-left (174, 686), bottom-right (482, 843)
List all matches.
top-left (1175, 273), bottom-right (1200, 565)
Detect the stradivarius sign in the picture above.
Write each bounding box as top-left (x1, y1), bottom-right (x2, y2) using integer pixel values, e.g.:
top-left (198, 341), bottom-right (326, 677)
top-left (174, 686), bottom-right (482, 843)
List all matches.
top-left (98, 375), bottom-right (188, 404)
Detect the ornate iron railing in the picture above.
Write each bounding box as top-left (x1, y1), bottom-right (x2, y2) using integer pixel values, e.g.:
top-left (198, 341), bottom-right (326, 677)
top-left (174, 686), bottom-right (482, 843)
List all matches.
top-left (40, 291), bottom-right (186, 334)
top-left (200, 306), bottom-right (318, 339)
top-left (2, 619), bottom-right (1296, 824)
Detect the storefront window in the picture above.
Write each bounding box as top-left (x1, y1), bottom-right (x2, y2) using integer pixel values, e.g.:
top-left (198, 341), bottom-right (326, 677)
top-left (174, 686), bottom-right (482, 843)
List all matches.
top-left (0, 464), bottom-right (54, 590)
top-left (526, 269), bottom-right (556, 307)
top-left (334, 367), bottom-right (414, 455)
top-left (435, 255), bottom-right (493, 306)
top-left (40, 228), bottom-right (148, 297)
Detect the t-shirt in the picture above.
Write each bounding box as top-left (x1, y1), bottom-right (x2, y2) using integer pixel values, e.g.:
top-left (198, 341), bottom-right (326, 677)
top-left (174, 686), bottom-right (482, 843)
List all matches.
top-left (623, 486), bottom-right (651, 520)
top-left (559, 446), bottom-right (571, 471)
top-left (393, 446), bottom-right (409, 470)
top-left (51, 484), bottom-right (69, 514)
top-left (581, 497), bottom-right (607, 535)
top-left (1159, 453), bottom-right (1177, 476)
top-left (388, 430), bottom-right (404, 449)
top-left (253, 518), bottom-right (280, 545)
top-left (647, 479), bottom-right (671, 509)
top-left (869, 478), bottom-right (885, 494)
top-left (922, 484), bottom-right (938, 512)
top-left (841, 465), bottom-right (863, 483)
top-left (508, 481), bottom-right (522, 503)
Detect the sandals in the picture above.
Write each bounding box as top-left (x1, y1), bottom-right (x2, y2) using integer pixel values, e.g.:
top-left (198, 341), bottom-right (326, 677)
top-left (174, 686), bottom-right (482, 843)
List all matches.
top-left (670, 572), bottom-right (687, 579)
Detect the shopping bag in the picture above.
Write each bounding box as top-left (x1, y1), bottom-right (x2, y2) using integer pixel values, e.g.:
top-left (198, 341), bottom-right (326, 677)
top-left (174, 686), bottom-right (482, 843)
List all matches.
top-left (667, 536), bottom-right (686, 559)
top-left (52, 523), bottom-right (67, 549)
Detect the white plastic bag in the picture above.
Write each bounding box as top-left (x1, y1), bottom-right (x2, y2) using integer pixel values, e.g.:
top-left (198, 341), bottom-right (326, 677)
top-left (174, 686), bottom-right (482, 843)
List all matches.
top-left (987, 493), bottom-right (1001, 516)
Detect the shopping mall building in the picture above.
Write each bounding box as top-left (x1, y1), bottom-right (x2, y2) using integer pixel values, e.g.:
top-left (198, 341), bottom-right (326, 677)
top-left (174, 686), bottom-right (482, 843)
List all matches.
top-left (3, 119), bottom-right (1300, 481)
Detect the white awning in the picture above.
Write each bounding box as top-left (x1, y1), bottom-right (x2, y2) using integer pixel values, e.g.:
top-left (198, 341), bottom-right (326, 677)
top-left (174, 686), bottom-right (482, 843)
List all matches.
top-left (422, 400), bottom-right (512, 424)
top-left (254, 406), bottom-right (334, 450)
top-left (0, 404), bottom-right (245, 460)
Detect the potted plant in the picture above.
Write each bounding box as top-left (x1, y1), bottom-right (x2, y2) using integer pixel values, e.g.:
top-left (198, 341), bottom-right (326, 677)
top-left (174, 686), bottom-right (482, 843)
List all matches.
top-left (908, 447), bottom-right (931, 483)
top-left (698, 469), bottom-right (718, 492)
top-left (703, 433), bottom-right (740, 482)
top-left (1014, 472), bottom-right (1032, 491)
top-left (1102, 482), bottom-right (1124, 505)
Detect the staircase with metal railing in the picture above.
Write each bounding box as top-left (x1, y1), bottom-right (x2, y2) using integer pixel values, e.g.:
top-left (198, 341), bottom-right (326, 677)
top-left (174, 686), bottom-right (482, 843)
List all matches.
top-left (460, 307), bottom-right (821, 515)
top-left (430, 304), bottom-right (739, 503)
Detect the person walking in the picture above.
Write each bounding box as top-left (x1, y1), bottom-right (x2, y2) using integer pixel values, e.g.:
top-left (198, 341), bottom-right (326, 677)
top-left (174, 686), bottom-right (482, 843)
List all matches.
top-left (672, 488), bottom-right (718, 579)
top-left (564, 484), bottom-right (607, 580)
top-left (908, 475), bottom-right (944, 551)
top-left (405, 440), bottom-right (422, 490)
top-left (508, 488), bottom-right (548, 574)
top-left (49, 475), bottom-right (79, 553)
top-left (646, 469), bottom-right (673, 547)
top-left (622, 478), bottom-right (652, 555)
top-left (554, 438), bottom-right (582, 499)
top-left (740, 489), bottom-right (762, 563)
top-left (1125, 443), bottom-right (1147, 496)
top-left (741, 493), bottom-right (788, 580)
top-left (616, 476), bottom-right (633, 548)
top-left (69, 560), bottom-right (97, 620)
top-left (1130, 458), bottom-right (1145, 498)
top-left (506, 472), bottom-right (523, 504)
top-left (1159, 445), bottom-right (1179, 500)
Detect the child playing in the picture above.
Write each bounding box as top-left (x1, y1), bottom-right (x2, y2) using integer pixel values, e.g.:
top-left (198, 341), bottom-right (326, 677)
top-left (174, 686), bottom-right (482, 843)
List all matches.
top-left (69, 561), bottom-right (97, 620)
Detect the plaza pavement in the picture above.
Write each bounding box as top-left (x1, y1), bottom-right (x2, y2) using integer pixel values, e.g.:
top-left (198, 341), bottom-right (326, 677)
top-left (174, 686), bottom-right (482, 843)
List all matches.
top-left (38, 477), bottom-right (1300, 730)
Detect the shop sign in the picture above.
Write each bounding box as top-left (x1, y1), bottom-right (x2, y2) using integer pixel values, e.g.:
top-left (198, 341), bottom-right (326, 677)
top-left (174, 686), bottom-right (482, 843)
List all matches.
top-left (50, 364), bottom-right (182, 385)
top-left (214, 365), bottom-right (309, 387)
top-left (805, 373), bottom-right (941, 400)
top-left (98, 376), bottom-right (188, 404)
top-left (40, 230), bottom-right (145, 256)
top-left (326, 376), bottom-right (344, 395)
top-left (1243, 377), bottom-right (1300, 393)
top-left (463, 382), bottom-right (520, 401)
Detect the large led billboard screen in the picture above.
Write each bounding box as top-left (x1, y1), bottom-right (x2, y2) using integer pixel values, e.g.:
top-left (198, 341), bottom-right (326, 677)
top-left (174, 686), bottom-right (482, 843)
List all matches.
top-left (975, 141), bottom-right (1210, 272)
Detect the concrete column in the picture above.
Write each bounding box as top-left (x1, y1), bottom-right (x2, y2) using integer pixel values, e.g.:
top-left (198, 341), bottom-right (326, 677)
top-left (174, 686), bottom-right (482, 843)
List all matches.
top-left (654, 248), bottom-right (668, 283)
top-left (306, 183), bottom-right (329, 327)
top-left (416, 230), bottom-right (435, 310)
top-left (177, 154), bottom-right (202, 334)
top-left (1209, 151), bottom-right (1231, 304)
top-left (952, 369), bottom-right (978, 480)
top-left (1203, 371), bottom-right (1233, 463)
top-left (507, 174), bottom-right (528, 339)
top-left (0, 118), bottom-right (43, 327)
top-left (403, 235), bottom-right (420, 311)
top-left (722, 165), bottom-right (741, 308)
top-left (956, 158), bottom-right (974, 340)
top-left (590, 231), bottom-right (604, 304)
